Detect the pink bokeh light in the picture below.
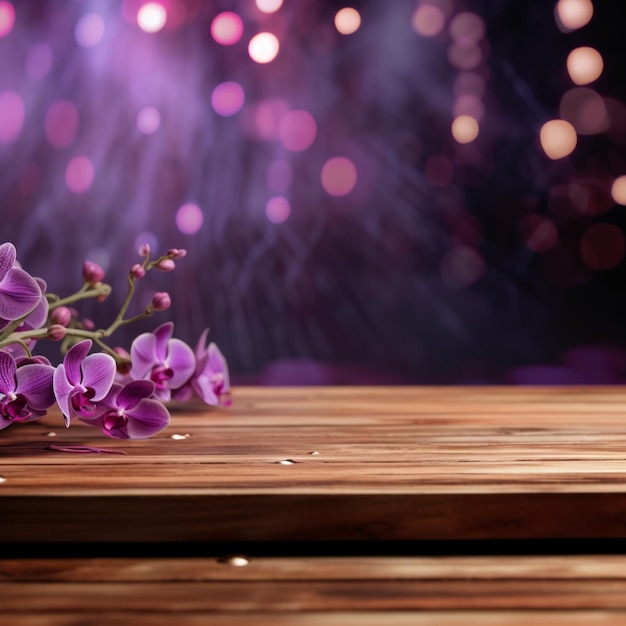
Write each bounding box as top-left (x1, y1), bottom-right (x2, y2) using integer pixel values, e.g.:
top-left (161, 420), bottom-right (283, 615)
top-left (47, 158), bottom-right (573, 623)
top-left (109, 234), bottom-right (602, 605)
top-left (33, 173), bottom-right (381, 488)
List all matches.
top-left (321, 157), bottom-right (357, 197)
top-left (65, 156), bottom-right (94, 193)
top-left (265, 196), bottom-right (291, 223)
top-left (278, 109), bottom-right (317, 152)
top-left (136, 106), bottom-right (161, 134)
top-left (210, 11), bottom-right (244, 46)
top-left (75, 13), bottom-right (105, 48)
top-left (0, 91), bottom-right (24, 144)
top-left (0, 0), bottom-right (15, 38)
top-left (176, 203), bottom-right (203, 235)
top-left (44, 101), bottom-right (79, 148)
top-left (211, 81), bottom-right (245, 117)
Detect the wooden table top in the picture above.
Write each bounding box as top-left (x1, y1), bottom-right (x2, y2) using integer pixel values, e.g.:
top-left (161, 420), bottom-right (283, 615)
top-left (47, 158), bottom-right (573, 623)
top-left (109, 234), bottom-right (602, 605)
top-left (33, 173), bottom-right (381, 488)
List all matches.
top-left (2, 385), bottom-right (626, 543)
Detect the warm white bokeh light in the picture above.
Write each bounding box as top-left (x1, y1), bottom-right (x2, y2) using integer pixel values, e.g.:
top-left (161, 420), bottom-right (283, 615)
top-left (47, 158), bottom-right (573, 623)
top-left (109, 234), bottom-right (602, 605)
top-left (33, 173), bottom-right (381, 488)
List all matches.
top-left (137, 2), bottom-right (167, 33)
top-left (567, 46), bottom-right (603, 85)
top-left (539, 119), bottom-right (577, 159)
top-left (248, 32), bottom-right (280, 63)
top-left (451, 115), bottom-right (479, 143)
top-left (321, 157), bottom-right (357, 197)
top-left (334, 8), bottom-right (361, 35)
top-left (210, 12), bottom-right (244, 45)
top-left (555, 0), bottom-right (593, 31)
top-left (255, 0), bottom-right (283, 14)
top-left (611, 176), bottom-right (626, 206)
top-left (411, 4), bottom-right (445, 37)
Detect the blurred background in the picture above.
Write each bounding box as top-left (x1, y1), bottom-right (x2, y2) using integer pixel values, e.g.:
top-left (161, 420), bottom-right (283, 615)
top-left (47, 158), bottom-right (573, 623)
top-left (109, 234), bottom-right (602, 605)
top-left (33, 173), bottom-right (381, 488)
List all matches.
top-left (1, 0), bottom-right (626, 385)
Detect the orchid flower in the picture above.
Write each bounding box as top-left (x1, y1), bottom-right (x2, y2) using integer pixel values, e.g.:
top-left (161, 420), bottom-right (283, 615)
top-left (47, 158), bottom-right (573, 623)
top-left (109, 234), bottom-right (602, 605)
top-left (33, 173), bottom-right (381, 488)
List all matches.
top-left (0, 242), bottom-right (42, 328)
top-left (0, 350), bottom-right (55, 430)
top-left (53, 339), bottom-right (117, 427)
top-left (80, 379), bottom-right (170, 439)
top-left (129, 322), bottom-right (195, 401)
top-left (190, 329), bottom-right (231, 406)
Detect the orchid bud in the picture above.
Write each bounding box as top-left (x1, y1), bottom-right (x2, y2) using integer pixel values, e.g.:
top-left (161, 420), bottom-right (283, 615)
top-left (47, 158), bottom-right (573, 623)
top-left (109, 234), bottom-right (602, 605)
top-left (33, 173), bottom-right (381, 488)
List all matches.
top-left (167, 248), bottom-right (187, 259)
top-left (50, 306), bottom-right (72, 327)
top-left (82, 318), bottom-right (95, 330)
top-left (138, 243), bottom-right (151, 257)
top-left (151, 291), bottom-right (171, 311)
top-left (48, 324), bottom-right (67, 341)
top-left (113, 347), bottom-right (132, 376)
top-left (130, 264), bottom-right (146, 279)
top-left (82, 260), bottom-right (105, 285)
top-left (155, 259), bottom-right (175, 271)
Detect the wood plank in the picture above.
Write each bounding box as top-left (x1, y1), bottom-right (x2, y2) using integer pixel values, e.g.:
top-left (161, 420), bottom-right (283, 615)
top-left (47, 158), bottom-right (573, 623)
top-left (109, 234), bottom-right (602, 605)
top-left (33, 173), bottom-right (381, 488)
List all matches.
top-left (3, 386), bottom-right (626, 541)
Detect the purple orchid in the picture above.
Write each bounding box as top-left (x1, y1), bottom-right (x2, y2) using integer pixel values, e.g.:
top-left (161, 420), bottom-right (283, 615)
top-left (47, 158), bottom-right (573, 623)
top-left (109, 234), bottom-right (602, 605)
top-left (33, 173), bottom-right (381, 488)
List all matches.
top-left (190, 329), bottom-right (231, 406)
top-left (0, 350), bottom-right (55, 430)
top-left (129, 322), bottom-right (195, 401)
top-left (53, 339), bottom-right (117, 427)
top-left (80, 379), bottom-right (170, 439)
top-left (0, 242), bottom-right (43, 329)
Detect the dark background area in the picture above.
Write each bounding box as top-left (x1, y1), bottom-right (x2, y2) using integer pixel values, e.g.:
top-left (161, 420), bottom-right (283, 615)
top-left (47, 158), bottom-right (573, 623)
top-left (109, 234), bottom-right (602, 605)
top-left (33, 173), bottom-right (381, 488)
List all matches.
top-left (1, 0), bottom-right (626, 385)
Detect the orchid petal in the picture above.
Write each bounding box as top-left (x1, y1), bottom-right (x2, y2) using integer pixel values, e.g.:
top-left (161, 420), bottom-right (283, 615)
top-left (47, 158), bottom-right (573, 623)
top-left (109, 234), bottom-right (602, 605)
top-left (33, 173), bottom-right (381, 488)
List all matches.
top-left (53, 365), bottom-right (74, 424)
top-left (153, 322), bottom-right (174, 362)
top-left (0, 351), bottom-right (17, 394)
top-left (194, 328), bottom-right (210, 365)
top-left (0, 243), bottom-right (17, 281)
top-left (16, 363), bottom-right (55, 410)
top-left (125, 398), bottom-right (170, 438)
top-left (191, 375), bottom-right (219, 406)
top-left (116, 379), bottom-right (156, 410)
top-left (165, 338), bottom-right (196, 388)
top-left (0, 267), bottom-right (42, 321)
top-left (22, 277), bottom-right (49, 329)
top-left (63, 339), bottom-right (92, 386)
top-left (129, 332), bottom-right (158, 380)
top-left (80, 353), bottom-right (116, 400)
top-left (208, 343), bottom-right (230, 390)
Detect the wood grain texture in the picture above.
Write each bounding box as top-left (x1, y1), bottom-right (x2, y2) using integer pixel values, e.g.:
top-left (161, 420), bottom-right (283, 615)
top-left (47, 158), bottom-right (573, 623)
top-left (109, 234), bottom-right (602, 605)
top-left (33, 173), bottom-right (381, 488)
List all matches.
top-left (3, 386), bottom-right (626, 541)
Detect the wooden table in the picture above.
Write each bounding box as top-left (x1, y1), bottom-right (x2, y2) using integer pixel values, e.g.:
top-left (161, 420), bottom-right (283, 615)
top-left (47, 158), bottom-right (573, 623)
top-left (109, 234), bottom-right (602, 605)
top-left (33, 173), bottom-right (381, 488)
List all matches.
top-left (3, 386), bottom-right (626, 624)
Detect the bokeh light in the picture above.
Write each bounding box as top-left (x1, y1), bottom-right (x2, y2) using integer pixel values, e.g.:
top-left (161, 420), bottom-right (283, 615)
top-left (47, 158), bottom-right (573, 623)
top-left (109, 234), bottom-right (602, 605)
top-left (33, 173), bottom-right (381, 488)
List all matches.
top-left (560, 87), bottom-right (609, 135)
top-left (65, 156), bottom-right (94, 194)
top-left (411, 4), bottom-right (445, 38)
top-left (137, 2), bottom-right (167, 33)
top-left (567, 47), bottom-right (603, 86)
top-left (451, 115), bottom-right (479, 144)
top-left (249, 97), bottom-right (289, 140)
top-left (539, 119), bottom-right (577, 159)
top-left (210, 12), bottom-right (244, 46)
top-left (440, 245), bottom-right (486, 288)
top-left (176, 203), bottom-right (203, 235)
top-left (278, 109), bottom-right (317, 152)
top-left (518, 215), bottom-right (559, 252)
top-left (447, 42), bottom-right (483, 70)
top-left (611, 176), bottom-right (626, 206)
top-left (0, 91), bottom-right (24, 144)
top-left (0, 0), bottom-right (16, 38)
top-left (248, 32), bottom-right (279, 64)
top-left (44, 101), bottom-right (79, 149)
top-left (75, 13), bottom-right (105, 48)
top-left (449, 12), bottom-right (486, 43)
top-left (334, 8), bottom-right (361, 35)
top-left (580, 223), bottom-right (625, 270)
top-left (265, 196), bottom-right (291, 223)
top-left (136, 106), bottom-right (161, 134)
top-left (454, 72), bottom-right (486, 98)
top-left (453, 95), bottom-right (485, 121)
top-left (555, 0), bottom-right (594, 32)
top-left (211, 81), bottom-right (245, 117)
top-left (255, 0), bottom-right (283, 14)
top-left (321, 157), bottom-right (358, 197)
